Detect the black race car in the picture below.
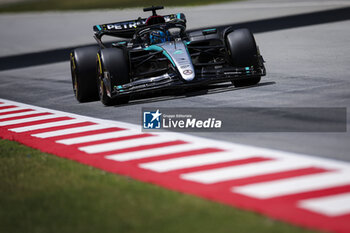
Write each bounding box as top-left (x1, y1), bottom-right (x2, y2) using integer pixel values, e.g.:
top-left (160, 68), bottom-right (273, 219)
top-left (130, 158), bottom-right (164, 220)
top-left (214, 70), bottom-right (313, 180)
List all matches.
top-left (70, 6), bottom-right (266, 105)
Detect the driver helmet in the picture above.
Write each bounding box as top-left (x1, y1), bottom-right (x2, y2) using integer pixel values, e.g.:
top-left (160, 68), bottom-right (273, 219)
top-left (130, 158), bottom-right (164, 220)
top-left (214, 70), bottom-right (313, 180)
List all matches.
top-left (149, 30), bottom-right (170, 44)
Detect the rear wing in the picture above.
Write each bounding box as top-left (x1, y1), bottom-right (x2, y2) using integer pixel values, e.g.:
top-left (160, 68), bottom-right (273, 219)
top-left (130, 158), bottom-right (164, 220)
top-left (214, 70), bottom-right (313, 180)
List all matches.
top-left (93, 13), bottom-right (186, 39)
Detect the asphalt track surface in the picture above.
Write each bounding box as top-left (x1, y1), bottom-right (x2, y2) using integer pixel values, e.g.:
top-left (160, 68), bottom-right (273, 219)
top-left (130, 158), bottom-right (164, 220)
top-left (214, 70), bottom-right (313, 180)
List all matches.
top-left (0, 0), bottom-right (349, 162)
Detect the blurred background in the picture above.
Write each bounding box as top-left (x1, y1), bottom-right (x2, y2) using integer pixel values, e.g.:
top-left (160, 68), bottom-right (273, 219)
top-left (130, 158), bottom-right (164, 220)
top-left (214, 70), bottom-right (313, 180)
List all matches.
top-left (0, 0), bottom-right (238, 12)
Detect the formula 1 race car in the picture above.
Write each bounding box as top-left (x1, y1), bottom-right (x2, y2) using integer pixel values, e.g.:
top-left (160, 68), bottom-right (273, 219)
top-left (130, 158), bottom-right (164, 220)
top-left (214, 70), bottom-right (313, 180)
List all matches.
top-left (70, 6), bottom-right (266, 105)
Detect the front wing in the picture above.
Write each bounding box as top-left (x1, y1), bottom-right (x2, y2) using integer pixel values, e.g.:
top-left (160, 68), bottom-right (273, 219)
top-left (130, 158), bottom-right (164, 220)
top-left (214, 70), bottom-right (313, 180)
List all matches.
top-left (108, 61), bottom-right (266, 98)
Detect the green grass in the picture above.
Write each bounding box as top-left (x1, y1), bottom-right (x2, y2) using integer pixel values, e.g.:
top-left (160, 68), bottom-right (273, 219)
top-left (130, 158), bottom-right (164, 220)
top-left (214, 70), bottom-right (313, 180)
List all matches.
top-left (0, 0), bottom-right (240, 13)
top-left (0, 139), bottom-right (319, 233)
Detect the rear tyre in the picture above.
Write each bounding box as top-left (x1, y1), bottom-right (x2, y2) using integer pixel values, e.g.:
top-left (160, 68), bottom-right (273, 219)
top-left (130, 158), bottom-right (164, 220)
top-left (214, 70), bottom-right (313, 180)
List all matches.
top-left (97, 48), bottom-right (130, 106)
top-left (70, 46), bottom-right (99, 102)
top-left (226, 28), bottom-right (261, 87)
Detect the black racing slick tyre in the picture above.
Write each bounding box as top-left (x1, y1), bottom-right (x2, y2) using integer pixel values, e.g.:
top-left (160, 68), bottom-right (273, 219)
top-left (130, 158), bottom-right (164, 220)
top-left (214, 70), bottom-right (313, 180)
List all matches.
top-left (232, 76), bottom-right (261, 87)
top-left (97, 48), bottom-right (130, 106)
top-left (70, 46), bottom-right (99, 102)
top-left (226, 28), bottom-right (261, 87)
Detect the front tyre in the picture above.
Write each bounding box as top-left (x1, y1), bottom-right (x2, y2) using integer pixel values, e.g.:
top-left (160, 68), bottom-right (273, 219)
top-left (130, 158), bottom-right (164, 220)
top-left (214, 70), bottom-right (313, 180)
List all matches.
top-left (232, 76), bottom-right (261, 87)
top-left (226, 28), bottom-right (261, 87)
top-left (97, 48), bottom-right (130, 106)
top-left (70, 46), bottom-right (99, 102)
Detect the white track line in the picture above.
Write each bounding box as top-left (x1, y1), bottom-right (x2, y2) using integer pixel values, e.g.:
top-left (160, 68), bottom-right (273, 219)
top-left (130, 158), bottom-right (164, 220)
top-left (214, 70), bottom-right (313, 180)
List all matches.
top-left (9, 119), bottom-right (84, 133)
top-left (181, 159), bottom-right (315, 184)
top-left (0, 110), bottom-right (38, 119)
top-left (0, 103), bottom-right (14, 107)
top-left (233, 171), bottom-right (350, 199)
top-left (79, 136), bottom-right (175, 154)
top-left (32, 124), bottom-right (111, 138)
top-left (3, 97), bottom-right (350, 221)
top-left (106, 143), bottom-right (206, 162)
top-left (298, 192), bottom-right (350, 217)
top-left (0, 107), bottom-right (28, 113)
top-left (0, 114), bottom-right (61, 126)
top-left (56, 129), bottom-right (141, 145)
top-left (139, 151), bottom-right (255, 172)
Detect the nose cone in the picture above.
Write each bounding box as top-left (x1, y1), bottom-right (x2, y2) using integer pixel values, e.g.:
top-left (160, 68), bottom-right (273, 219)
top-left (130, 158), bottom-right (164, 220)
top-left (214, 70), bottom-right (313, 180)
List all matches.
top-left (160, 42), bottom-right (195, 81)
top-left (180, 67), bottom-right (195, 81)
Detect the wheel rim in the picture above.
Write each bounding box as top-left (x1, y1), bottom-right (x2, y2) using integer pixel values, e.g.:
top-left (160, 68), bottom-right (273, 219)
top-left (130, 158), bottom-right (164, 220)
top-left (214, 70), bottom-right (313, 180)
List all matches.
top-left (97, 55), bottom-right (104, 100)
top-left (74, 74), bottom-right (78, 96)
top-left (99, 79), bottom-right (104, 99)
top-left (70, 54), bottom-right (78, 98)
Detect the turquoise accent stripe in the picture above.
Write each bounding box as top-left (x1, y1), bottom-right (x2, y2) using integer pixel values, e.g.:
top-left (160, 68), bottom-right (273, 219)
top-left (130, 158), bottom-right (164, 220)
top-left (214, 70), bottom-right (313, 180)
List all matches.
top-left (183, 41), bottom-right (190, 54)
top-left (162, 51), bottom-right (176, 67)
top-left (116, 85), bottom-right (124, 92)
top-left (145, 45), bottom-right (163, 52)
top-left (145, 45), bottom-right (176, 67)
top-left (203, 28), bottom-right (216, 32)
top-left (176, 13), bottom-right (181, 19)
top-left (96, 25), bottom-right (102, 31)
top-left (174, 50), bottom-right (184, 55)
